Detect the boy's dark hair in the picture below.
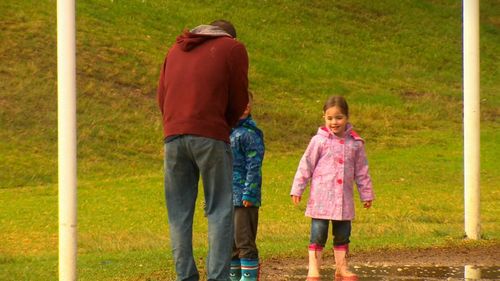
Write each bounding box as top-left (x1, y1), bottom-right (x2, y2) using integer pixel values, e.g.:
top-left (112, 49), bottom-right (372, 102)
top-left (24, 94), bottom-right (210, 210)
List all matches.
top-left (323, 96), bottom-right (349, 117)
top-left (210, 19), bottom-right (237, 38)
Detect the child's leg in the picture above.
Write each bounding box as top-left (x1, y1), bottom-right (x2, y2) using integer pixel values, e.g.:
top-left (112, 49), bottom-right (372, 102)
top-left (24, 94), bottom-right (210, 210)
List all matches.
top-left (240, 258), bottom-right (259, 281)
top-left (234, 207), bottom-right (260, 281)
top-left (307, 219), bottom-right (329, 279)
top-left (231, 208), bottom-right (242, 281)
top-left (332, 221), bottom-right (357, 280)
top-left (307, 244), bottom-right (323, 280)
top-left (230, 258), bottom-right (241, 281)
top-left (230, 238), bottom-right (241, 281)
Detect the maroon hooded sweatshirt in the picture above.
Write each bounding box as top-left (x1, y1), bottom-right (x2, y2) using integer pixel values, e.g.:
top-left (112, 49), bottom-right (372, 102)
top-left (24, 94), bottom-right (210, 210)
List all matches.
top-left (157, 29), bottom-right (249, 143)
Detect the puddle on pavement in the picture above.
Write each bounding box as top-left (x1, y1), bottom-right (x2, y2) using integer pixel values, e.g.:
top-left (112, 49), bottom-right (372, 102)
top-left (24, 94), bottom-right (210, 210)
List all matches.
top-left (287, 265), bottom-right (499, 280)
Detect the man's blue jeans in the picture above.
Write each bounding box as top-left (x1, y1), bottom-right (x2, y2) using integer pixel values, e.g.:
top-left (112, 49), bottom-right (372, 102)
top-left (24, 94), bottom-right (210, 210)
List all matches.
top-left (164, 135), bottom-right (234, 281)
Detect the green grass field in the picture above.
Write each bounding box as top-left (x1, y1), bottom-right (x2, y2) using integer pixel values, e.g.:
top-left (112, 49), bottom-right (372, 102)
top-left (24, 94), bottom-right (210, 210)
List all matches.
top-left (0, 0), bottom-right (498, 280)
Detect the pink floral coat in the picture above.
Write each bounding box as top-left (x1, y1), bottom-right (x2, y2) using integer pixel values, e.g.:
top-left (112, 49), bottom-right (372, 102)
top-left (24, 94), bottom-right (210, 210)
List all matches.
top-left (290, 125), bottom-right (374, 220)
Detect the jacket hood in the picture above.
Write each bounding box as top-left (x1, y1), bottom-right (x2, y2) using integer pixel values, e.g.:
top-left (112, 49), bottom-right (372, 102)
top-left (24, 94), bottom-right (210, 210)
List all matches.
top-left (236, 115), bottom-right (264, 139)
top-left (317, 123), bottom-right (364, 142)
top-left (176, 25), bottom-right (232, 51)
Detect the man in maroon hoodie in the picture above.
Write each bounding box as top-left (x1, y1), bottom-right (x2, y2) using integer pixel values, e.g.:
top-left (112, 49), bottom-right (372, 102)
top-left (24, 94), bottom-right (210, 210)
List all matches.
top-left (157, 20), bottom-right (249, 281)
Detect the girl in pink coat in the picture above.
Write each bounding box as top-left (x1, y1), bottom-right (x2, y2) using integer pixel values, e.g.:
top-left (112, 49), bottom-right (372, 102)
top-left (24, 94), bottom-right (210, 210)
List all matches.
top-left (290, 96), bottom-right (374, 281)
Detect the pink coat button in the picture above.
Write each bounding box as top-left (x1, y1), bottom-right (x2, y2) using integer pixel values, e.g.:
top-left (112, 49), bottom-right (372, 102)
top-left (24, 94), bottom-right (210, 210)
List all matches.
top-left (339, 159), bottom-right (344, 164)
top-left (339, 140), bottom-right (345, 144)
top-left (337, 179), bottom-right (343, 184)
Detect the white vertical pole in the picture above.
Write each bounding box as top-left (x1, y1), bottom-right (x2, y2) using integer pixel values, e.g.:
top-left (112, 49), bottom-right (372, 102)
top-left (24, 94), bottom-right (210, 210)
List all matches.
top-left (57, 0), bottom-right (77, 279)
top-left (463, 0), bottom-right (480, 240)
top-left (464, 265), bottom-right (482, 279)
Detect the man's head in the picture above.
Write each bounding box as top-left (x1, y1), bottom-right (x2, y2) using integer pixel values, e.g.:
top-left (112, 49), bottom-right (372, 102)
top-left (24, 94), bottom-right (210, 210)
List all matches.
top-left (210, 19), bottom-right (237, 38)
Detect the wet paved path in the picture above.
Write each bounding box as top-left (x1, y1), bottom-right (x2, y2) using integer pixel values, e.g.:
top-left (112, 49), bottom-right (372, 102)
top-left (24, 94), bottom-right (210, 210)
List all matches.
top-left (263, 265), bottom-right (499, 280)
top-left (350, 265), bottom-right (498, 280)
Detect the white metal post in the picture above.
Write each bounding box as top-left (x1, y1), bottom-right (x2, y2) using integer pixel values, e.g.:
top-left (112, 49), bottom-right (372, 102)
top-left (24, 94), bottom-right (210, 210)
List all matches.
top-left (463, 0), bottom-right (480, 240)
top-left (464, 265), bottom-right (482, 279)
top-left (57, 0), bottom-right (78, 279)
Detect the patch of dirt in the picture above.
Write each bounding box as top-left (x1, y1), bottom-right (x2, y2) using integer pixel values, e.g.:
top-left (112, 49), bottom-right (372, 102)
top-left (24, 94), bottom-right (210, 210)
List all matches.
top-left (261, 243), bottom-right (500, 280)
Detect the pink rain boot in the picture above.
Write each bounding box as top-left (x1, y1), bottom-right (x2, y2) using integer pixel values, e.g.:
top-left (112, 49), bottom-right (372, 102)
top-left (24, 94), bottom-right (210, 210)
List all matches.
top-left (306, 244), bottom-right (323, 281)
top-left (333, 245), bottom-right (358, 281)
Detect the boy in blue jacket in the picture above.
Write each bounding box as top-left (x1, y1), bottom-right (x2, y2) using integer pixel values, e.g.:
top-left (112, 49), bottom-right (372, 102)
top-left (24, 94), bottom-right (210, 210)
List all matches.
top-left (229, 92), bottom-right (265, 281)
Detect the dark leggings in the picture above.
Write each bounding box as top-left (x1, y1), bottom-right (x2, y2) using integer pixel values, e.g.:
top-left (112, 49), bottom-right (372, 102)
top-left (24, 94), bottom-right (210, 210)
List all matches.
top-left (309, 219), bottom-right (351, 249)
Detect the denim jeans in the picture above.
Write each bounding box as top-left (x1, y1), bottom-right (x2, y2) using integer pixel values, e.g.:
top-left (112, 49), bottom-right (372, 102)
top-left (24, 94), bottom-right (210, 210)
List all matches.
top-left (164, 135), bottom-right (234, 281)
top-left (310, 219), bottom-right (351, 248)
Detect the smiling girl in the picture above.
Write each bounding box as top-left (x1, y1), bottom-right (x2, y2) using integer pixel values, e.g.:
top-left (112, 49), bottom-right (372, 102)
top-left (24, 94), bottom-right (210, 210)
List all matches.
top-left (290, 96), bottom-right (374, 281)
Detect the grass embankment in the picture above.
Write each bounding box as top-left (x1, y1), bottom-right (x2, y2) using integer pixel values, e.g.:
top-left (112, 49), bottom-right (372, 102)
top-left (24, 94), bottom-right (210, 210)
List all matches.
top-left (0, 0), bottom-right (498, 280)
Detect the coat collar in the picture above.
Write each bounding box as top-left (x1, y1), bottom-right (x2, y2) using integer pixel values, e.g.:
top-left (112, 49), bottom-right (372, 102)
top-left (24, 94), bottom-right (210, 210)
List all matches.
top-left (317, 123), bottom-right (364, 142)
top-left (318, 123), bottom-right (353, 138)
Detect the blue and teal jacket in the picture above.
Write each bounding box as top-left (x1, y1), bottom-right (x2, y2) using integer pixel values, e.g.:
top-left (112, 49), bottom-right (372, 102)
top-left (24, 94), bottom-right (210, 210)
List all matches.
top-left (230, 115), bottom-right (265, 207)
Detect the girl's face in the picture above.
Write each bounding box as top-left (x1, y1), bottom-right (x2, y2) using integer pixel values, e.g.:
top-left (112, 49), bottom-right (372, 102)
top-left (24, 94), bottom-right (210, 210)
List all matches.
top-left (323, 106), bottom-right (348, 137)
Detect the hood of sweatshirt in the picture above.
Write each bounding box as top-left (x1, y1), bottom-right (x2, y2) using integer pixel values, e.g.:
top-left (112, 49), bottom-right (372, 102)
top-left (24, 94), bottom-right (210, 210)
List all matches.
top-left (176, 25), bottom-right (232, 52)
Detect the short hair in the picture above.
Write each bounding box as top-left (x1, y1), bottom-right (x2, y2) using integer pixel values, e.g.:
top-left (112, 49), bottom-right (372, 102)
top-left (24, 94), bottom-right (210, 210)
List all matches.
top-left (210, 19), bottom-right (237, 38)
top-left (323, 95), bottom-right (349, 117)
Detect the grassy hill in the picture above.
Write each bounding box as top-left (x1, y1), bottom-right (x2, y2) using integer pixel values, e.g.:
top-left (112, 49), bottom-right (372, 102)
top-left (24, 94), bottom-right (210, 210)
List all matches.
top-left (1, 0), bottom-right (498, 187)
top-left (0, 0), bottom-right (498, 280)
